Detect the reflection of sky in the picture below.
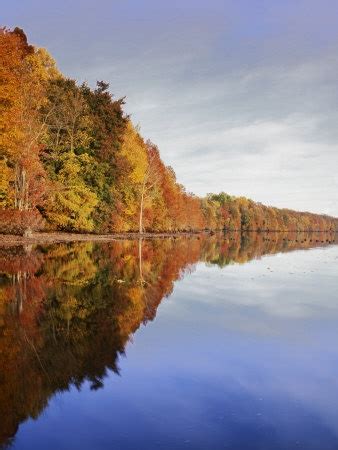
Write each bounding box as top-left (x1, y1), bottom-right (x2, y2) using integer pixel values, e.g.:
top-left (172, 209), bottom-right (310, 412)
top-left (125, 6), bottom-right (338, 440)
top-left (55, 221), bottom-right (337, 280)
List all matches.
top-left (12, 246), bottom-right (338, 450)
top-left (2, 0), bottom-right (338, 215)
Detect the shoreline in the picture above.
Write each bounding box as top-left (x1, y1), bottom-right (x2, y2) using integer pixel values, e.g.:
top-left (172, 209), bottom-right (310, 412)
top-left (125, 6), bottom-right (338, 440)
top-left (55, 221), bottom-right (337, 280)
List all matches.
top-left (0, 230), bottom-right (336, 246)
top-left (0, 231), bottom-right (206, 246)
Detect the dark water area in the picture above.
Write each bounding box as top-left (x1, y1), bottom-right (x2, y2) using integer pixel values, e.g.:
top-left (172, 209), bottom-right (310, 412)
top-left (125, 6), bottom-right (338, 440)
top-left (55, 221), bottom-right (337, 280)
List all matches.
top-left (0, 232), bottom-right (337, 450)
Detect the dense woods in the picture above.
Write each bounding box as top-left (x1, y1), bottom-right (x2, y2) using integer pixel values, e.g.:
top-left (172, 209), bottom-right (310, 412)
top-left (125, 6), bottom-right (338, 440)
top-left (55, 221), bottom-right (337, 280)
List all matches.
top-left (1, 27), bottom-right (337, 235)
top-left (0, 232), bottom-right (336, 446)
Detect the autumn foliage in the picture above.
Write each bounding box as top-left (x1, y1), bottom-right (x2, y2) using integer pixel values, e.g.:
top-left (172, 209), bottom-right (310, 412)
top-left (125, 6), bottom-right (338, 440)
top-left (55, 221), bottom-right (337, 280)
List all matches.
top-left (0, 27), bottom-right (337, 234)
top-left (0, 209), bottom-right (45, 235)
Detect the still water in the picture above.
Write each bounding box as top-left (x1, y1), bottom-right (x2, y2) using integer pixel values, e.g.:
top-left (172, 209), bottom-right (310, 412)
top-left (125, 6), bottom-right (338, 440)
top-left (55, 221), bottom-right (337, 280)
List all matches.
top-left (0, 232), bottom-right (337, 450)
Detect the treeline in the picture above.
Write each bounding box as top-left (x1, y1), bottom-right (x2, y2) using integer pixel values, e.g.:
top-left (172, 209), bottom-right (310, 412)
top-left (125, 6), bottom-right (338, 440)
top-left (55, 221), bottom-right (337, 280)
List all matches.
top-left (0, 27), bottom-right (337, 234)
top-left (204, 193), bottom-right (338, 232)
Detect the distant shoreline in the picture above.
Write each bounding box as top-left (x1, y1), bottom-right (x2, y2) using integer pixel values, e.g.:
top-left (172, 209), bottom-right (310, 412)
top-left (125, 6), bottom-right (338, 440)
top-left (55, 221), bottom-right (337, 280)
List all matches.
top-left (0, 230), bottom-right (336, 247)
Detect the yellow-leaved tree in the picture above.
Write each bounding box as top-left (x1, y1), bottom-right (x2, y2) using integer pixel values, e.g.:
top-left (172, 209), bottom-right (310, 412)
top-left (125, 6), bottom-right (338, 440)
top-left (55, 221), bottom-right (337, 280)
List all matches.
top-left (118, 121), bottom-right (161, 232)
top-left (45, 154), bottom-right (98, 232)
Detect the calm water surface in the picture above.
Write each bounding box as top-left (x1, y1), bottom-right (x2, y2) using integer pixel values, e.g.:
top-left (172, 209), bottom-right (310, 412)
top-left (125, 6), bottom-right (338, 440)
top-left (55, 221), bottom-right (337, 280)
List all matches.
top-left (0, 233), bottom-right (337, 450)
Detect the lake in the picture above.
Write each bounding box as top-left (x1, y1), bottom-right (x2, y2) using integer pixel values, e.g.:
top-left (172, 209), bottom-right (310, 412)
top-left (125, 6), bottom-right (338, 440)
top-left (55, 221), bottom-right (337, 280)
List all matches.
top-left (0, 232), bottom-right (337, 450)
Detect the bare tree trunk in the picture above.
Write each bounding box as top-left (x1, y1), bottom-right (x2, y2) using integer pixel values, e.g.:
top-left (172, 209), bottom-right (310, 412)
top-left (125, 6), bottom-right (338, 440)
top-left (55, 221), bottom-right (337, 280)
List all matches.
top-left (25, 179), bottom-right (29, 211)
top-left (138, 146), bottom-right (159, 234)
top-left (15, 164), bottom-right (28, 211)
top-left (139, 182), bottom-right (146, 234)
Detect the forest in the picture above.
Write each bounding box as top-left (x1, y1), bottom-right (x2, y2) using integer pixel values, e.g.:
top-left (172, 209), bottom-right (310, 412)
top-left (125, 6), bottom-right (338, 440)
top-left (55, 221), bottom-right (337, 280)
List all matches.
top-left (1, 27), bottom-right (337, 235)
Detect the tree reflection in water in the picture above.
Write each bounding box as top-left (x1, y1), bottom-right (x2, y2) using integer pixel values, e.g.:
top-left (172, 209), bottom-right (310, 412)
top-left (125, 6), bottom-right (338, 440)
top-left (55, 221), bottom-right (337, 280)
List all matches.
top-left (0, 232), bottom-right (336, 447)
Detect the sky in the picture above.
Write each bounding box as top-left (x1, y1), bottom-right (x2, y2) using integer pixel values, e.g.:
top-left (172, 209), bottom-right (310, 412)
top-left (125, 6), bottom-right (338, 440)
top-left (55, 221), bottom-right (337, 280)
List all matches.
top-left (2, 0), bottom-right (338, 216)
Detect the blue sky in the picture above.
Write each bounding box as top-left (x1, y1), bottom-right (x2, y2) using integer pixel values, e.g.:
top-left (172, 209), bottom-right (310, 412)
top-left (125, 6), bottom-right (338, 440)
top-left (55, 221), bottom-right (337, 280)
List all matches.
top-left (2, 0), bottom-right (338, 215)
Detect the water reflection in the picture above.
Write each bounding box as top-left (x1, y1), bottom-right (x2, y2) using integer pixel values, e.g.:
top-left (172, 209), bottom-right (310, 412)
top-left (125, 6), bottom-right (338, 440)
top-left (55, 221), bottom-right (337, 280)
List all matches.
top-left (0, 232), bottom-right (336, 448)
